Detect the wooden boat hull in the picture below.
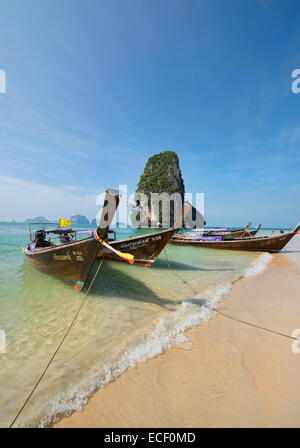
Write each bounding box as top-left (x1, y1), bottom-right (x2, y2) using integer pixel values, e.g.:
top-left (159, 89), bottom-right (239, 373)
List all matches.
top-left (222, 225), bottom-right (261, 240)
top-left (169, 224), bottom-right (300, 253)
top-left (98, 228), bottom-right (177, 266)
top-left (183, 224), bottom-right (261, 240)
top-left (23, 188), bottom-right (121, 291)
top-left (23, 237), bottom-right (99, 291)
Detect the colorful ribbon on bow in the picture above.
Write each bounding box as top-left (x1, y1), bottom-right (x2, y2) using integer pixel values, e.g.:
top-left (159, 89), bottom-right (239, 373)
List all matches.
top-left (93, 230), bottom-right (134, 264)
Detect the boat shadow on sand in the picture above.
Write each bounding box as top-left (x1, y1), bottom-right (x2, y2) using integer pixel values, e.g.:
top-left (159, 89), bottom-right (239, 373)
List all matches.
top-left (22, 261), bottom-right (180, 311)
top-left (22, 258), bottom-right (232, 311)
top-left (88, 263), bottom-right (181, 310)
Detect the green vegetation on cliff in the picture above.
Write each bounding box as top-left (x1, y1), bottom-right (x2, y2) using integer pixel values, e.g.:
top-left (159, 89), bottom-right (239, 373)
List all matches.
top-left (137, 151), bottom-right (185, 197)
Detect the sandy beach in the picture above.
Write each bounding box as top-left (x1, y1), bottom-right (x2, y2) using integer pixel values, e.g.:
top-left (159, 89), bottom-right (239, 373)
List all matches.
top-left (54, 235), bottom-right (300, 428)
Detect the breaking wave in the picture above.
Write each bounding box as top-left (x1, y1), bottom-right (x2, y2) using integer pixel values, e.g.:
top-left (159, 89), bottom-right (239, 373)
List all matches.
top-left (243, 253), bottom-right (272, 277)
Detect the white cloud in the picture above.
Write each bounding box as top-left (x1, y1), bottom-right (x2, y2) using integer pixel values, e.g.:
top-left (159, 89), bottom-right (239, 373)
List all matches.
top-left (0, 175), bottom-right (101, 222)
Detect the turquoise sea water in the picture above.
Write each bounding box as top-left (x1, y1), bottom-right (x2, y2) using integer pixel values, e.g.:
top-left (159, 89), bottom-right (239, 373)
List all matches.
top-left (0, 224), bottom-right (282, 427)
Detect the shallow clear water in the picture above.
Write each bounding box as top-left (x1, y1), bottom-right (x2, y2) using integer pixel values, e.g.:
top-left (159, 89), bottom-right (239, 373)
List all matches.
top-left (0, 224), bottom-right (279, 427)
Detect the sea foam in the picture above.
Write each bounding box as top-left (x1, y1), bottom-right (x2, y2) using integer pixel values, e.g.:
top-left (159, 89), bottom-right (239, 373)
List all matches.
top-left (243, 253), bottom-right (272, 277)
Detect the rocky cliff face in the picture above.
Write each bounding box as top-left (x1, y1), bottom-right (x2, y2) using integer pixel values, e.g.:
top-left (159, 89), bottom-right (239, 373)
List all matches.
top-left (137, 151), bottom-right (185, 197)
top-left (133, 151), bottom-right (205, 228)
top-left (133, 151), bottom-right (185, 227)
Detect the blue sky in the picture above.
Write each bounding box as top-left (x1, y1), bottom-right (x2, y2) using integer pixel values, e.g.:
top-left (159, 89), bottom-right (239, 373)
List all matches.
top-left (0, 0), bottom-right (299, 226)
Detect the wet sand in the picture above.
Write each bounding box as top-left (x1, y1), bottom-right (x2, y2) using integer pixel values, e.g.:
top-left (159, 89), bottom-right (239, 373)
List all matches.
top-left (55, 236), bottom-right (300, 428)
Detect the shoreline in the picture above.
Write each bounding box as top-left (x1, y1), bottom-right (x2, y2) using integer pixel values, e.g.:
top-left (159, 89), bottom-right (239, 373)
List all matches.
top-left (54, 236), bottom-right (300, 428)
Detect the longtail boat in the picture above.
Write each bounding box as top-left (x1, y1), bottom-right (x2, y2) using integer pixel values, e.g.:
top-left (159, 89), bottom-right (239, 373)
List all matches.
top-left (97, 203), bottom-right (190, 265)
top-left (169, 223), bottom-right (300, 252)
top-left (98, 228), bottom-right (177, 266)
top-left (23, 189), bottom-right (125, 291)
top-left (181, 222), bottom-right (261, 240)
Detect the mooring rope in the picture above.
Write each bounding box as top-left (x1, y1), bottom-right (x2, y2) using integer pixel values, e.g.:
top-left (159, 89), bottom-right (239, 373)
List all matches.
top-left (9, 256), bottom-right (105, 428)
top-left (213, 309), bottom-right (297, 340)
top-left (164, 248), bottom-right (198, 295)
top-left (163, 249), bottom-right (298, 342)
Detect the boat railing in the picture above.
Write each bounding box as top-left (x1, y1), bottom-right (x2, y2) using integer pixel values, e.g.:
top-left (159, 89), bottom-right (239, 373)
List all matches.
top-left (28, 222), bottom-right (58, 242)
top-left (28, 223), bottom-right (117, 245)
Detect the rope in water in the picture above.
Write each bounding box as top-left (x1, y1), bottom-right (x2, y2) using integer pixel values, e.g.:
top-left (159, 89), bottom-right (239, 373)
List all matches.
top-left (163, 248), bottom-right (198, 295)
top-left (9, 256), bottom-right (106, 428)
top-left (163, 249), bottom-right (298, 342)
top-left (212, 309), bottom-right (296, 340)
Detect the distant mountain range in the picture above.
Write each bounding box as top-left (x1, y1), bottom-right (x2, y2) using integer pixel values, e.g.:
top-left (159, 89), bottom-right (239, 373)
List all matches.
top-left (2, 216), bottom-right (129, 227)
top-left (1, 215), bottom-right (94, 226)
top-left (24, 216), bottom-right (51, 223)
top-left (0, 217), bottom-right (133, 227)
top-left (70, 215), bottom-right (90, 226)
